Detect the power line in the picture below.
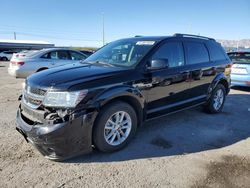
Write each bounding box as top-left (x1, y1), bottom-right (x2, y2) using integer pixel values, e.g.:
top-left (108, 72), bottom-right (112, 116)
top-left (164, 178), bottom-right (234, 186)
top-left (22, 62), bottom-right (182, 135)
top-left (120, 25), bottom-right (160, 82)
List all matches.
top-left (0, 30), bottom-right (102, 42)
top-left (0, 25), bottom-right (100, 35)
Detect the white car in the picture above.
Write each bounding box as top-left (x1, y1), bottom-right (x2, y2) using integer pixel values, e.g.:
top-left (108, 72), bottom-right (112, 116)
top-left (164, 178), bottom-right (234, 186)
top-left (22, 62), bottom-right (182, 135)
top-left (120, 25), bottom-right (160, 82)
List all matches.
top-left (0, 51), bottom-right (18, 61)
top-left (228, 52), bottom-right (250, 87)
top-left (8, 48), bottom-right (88, 78)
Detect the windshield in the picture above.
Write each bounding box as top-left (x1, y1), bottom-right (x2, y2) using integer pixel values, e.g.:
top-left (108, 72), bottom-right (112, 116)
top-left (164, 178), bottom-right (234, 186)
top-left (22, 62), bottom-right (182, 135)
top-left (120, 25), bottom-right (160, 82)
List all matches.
top-left (83, 39), bottom-right (157, 67)
top-left (228, 52), bottom-right (250, 64)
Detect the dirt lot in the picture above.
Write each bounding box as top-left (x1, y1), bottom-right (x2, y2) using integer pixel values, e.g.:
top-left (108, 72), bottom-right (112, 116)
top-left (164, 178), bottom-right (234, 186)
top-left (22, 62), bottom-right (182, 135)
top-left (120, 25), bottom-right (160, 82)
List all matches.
top-left (0, 61), bottom-right (250, 188)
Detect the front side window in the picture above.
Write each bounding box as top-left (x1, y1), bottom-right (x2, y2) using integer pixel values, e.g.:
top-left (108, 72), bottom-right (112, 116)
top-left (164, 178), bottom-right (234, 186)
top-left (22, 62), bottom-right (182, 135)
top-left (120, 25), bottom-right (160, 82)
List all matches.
top-left (70, 51), bottom-right (86, 60)
top-left (84, 39), bottom-right (157, 67)
top-left (185, 42), bottom-right (209, 64)
top-left (151, 42), bottom-right (185, 67)
top-left (41, 53), bottom-right (50, 59)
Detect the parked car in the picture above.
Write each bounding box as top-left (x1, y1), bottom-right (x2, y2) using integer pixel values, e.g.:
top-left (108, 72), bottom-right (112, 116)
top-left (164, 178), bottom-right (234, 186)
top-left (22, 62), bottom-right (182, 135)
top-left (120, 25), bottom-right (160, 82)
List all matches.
top-left (0, 50), bottom-right (18, 61)
top-left (80, 50), bottom-right (94, 56)
top-left (228, 52), bottom-right (250, 87)
top-left (16, 34), bottom-right (231, 161)
top-left (8, 48), bottom-right (88, 78)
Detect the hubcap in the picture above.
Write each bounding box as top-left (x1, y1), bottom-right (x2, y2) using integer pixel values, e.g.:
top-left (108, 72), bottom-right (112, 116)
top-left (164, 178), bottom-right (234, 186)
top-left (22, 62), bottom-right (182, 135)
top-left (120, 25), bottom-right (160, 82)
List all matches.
top-left (213, 89), bottom-right (224, 110)
top-left (104, 111), bottom-right (132, 146)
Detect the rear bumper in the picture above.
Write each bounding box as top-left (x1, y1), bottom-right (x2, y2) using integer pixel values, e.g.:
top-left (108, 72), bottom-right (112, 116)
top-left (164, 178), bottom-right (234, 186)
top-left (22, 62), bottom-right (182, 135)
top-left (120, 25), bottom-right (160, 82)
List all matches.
top-left (231, 74), bottom-right (250, 87)
top-left (16, 108), bottom-right (96, 161)
top-left (8, 67), bottom-right (30, 78)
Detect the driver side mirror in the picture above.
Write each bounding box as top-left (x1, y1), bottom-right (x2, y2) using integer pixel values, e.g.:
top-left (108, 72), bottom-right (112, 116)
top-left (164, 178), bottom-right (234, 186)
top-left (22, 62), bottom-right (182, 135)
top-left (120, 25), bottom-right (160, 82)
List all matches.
top-left (147, 58), bottom-right (169, 70)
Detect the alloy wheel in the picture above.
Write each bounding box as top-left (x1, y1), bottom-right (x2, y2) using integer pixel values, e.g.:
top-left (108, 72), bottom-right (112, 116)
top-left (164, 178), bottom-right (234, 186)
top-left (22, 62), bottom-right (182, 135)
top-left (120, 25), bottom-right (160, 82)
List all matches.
top-left (104, 111), bottom-right (132, 146)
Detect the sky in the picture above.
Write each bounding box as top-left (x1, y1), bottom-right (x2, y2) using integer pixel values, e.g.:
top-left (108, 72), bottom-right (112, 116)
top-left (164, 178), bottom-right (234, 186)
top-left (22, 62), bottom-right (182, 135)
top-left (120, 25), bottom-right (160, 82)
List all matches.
top-left (0, 0), bottom-right (250, 47)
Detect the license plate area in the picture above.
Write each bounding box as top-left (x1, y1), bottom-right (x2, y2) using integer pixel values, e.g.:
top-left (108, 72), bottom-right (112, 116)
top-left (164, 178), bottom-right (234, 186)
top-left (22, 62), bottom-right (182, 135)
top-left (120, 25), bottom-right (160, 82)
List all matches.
top-left (231, 68), bottom-right (248, 75)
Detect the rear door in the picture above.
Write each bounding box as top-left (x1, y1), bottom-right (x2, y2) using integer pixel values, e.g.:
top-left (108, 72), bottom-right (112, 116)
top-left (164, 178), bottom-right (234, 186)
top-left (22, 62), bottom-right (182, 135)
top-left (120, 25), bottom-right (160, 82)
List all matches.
top-left (46, 50), bottom-right (72, 67)
top-left (183, 40), bottom-right (214, 102)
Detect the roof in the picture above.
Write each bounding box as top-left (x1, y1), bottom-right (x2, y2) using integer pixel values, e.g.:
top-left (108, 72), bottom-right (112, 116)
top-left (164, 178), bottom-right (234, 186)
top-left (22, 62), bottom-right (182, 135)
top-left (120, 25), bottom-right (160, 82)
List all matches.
top-left (123, 34), bottom-right (216, 43)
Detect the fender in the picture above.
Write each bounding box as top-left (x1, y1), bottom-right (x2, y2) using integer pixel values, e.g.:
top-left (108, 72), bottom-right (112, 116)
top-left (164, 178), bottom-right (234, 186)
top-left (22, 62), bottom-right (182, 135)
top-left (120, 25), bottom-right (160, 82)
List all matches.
top-left (208, 72), bottom-right (230, 98)
top-left (92, 85), bottom-right (145, 109)
top-left (85, 85), bottom-right (146, 124)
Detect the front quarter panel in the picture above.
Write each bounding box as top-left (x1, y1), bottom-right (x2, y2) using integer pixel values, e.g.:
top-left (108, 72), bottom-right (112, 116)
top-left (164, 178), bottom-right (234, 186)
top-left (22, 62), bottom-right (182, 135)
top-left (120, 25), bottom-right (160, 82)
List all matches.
top-left (88, 85), bottom-right (146, 110)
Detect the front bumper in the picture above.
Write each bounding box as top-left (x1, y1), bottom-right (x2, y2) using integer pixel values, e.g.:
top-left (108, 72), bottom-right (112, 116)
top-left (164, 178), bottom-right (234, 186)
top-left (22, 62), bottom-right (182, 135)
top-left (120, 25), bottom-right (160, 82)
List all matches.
top-left (231, 74), bottom-right (250, 87)
top-left (16, 107), bottom-right (96, 161)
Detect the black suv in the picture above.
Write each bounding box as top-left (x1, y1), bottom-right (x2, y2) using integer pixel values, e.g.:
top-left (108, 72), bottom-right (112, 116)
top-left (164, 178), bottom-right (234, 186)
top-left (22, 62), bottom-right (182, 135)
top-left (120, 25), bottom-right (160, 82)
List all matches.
top-left (16, 34), bottom-right (231, 161)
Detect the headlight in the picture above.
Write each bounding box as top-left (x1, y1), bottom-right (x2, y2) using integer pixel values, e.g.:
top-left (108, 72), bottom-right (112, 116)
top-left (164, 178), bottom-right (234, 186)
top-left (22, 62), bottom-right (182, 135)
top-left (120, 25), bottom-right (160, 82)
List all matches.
top-left (43, 90), bottom-right (88, 108)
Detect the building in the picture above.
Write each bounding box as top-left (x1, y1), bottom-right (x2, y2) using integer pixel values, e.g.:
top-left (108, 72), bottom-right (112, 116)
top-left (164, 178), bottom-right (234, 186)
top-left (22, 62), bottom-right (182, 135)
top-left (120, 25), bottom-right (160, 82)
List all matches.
top-left (0, 39), bottom-right (54, 51)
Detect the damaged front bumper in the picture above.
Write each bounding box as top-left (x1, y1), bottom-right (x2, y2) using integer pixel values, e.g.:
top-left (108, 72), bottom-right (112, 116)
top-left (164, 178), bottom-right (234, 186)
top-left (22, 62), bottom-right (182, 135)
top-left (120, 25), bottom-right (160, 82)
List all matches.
top-left (16, 106), bottom-right (97, 161)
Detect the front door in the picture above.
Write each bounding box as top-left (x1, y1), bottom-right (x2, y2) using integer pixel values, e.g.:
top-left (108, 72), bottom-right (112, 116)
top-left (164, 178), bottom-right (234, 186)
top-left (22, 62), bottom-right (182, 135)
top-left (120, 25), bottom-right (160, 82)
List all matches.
top-left (144, 41), bottom-right (191, 118)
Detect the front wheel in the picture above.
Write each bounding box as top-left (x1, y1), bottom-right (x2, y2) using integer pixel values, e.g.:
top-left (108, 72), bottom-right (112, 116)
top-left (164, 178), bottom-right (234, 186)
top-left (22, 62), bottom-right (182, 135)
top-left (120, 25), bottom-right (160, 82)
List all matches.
top-left (93, 101), bottom-right (137, 152)
top-left (204, 84), bottom-right (226, 113)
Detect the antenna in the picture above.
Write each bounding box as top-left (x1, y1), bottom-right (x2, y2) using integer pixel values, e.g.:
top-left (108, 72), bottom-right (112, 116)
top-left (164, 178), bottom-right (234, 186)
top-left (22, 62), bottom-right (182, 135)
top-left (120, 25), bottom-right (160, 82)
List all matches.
top-left (102, 13), bottom-right (105, 46)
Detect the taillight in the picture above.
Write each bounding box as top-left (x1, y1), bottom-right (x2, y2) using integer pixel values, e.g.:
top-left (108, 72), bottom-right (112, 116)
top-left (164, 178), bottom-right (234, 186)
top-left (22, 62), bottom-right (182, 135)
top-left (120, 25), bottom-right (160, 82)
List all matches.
top-left (226, 63), bottom-right (233, 68)
top-left (224, 63), bottom-right (232, 76)
top-left (11, 61), bottom-right (25, 66)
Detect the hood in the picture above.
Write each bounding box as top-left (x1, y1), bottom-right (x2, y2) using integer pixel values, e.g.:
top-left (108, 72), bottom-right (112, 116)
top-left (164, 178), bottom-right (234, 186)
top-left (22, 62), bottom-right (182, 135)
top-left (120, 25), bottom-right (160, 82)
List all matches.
top-left (27, 63), bottom-right (131, 90)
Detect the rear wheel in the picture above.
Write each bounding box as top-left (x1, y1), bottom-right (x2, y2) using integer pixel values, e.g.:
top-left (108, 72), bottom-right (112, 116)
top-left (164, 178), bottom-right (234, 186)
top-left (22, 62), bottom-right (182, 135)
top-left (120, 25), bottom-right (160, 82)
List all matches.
top-left (1, 57), bottom-right (8, 61)
top-left (204, 84), bottom-right (226, 113)
top-left (93, 101), bottom-right (137, 152)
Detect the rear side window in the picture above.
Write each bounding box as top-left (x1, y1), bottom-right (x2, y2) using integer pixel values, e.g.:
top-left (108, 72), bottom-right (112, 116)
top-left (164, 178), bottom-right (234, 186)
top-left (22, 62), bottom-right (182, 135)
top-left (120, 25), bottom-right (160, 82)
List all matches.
top-left (207, 41), bottom-right (226, 61)
top-left (185, 42), bottom-right (209, 64)
top-left (151, 42), bottom-right (185, 67)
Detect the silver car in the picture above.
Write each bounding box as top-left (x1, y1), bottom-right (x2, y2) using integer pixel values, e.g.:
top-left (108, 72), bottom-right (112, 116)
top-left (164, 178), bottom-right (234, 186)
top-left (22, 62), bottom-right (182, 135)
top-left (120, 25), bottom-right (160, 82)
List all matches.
top-left (228, 52), bottom-right (250, 87)
top-left (8, 48), bottom-right (87, 78)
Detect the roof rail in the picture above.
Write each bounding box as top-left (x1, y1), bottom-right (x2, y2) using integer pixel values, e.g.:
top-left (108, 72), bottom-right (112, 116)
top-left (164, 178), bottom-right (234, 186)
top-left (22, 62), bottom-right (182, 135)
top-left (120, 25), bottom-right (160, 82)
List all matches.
top-left (174, 33), bottom-right (215, 41)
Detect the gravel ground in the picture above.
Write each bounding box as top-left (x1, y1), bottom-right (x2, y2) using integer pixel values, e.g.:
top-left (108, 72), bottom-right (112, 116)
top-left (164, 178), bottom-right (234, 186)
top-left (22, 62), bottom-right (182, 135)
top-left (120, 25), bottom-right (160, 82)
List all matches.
top-left (0, 61), bottom-right (250, 188)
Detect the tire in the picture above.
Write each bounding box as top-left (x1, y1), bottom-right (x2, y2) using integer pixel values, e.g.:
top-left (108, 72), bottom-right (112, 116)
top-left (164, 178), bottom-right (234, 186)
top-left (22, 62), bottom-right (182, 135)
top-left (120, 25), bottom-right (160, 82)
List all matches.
top-left (204, 84), bottom-right (226, 114)
top-left (93, 101), bottom-right (137, 152)
top-left (1, 57), bottom-right (8, 61)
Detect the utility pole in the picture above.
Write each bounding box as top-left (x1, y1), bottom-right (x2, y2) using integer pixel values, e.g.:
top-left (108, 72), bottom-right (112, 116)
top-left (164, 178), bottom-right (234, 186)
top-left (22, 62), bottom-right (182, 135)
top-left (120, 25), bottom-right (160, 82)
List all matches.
top-left (14, 32), bottom-right (16, 40)
top-left (102, 13), bottom-right (105, 46)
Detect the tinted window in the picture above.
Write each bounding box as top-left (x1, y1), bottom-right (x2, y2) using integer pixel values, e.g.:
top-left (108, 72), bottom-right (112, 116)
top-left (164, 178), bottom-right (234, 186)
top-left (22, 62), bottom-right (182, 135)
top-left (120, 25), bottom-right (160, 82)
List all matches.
top-left (57, 51), bottom-right (70, 60)
top-left (185, 42), bottom-right (209, 64)
top-left (70, 51), bottom-right (86, 60)
top-left (228, 52), bottom-right (250, 64)
top-left (207, 41), bottom-right (226, 61)
top-left (151, 42), bottom-right (185, 67)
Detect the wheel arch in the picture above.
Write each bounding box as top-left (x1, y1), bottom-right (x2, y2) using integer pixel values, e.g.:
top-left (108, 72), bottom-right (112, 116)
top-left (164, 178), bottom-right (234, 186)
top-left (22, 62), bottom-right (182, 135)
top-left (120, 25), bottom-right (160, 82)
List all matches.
top-left (209, 73), bottom-right (230, 96)
top-left (91, 86), bottom-right (146, 127)
top-left (36, 67), bottom-right (48, 72)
